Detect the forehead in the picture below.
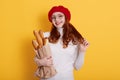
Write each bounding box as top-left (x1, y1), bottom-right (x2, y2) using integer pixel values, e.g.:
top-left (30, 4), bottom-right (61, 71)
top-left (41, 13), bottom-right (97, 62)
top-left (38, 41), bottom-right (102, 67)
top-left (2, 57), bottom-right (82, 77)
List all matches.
top-left (52, 12), bottom-right (64, 16)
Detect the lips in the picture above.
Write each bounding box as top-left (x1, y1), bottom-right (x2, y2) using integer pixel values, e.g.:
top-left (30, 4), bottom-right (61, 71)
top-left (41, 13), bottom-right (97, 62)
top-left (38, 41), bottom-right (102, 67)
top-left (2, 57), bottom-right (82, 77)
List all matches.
top-left (55, 21), bottom-right (62, 25)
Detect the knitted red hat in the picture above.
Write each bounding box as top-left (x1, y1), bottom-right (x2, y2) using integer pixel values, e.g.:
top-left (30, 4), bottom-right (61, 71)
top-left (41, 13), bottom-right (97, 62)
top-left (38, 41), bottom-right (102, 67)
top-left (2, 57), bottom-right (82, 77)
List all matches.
top-left (48, 5), bottom-right (71, 22)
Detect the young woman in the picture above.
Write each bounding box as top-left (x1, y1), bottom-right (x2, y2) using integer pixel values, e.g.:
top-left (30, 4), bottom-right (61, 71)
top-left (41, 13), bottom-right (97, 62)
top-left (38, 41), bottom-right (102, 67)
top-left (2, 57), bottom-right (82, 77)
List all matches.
top-left (34, 5), bottom-right (89, 80)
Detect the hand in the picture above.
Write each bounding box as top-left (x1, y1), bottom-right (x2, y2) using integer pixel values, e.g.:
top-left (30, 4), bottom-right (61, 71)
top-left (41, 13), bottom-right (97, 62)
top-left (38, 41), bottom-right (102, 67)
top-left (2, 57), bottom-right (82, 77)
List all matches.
top-left (79, 39), bottom-right (89, 52)
top-left (34, 56), bottom-right (53, 67)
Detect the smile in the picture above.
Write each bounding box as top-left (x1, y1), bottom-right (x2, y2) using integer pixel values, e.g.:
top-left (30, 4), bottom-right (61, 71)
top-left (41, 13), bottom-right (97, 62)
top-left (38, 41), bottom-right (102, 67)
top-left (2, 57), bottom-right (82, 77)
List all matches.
top-left (55, 21), bottom-right (62, 25)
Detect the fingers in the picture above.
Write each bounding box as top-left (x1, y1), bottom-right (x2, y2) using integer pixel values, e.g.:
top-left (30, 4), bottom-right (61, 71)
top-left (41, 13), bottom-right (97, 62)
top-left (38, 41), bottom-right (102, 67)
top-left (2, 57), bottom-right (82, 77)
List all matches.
top-left (46, 56), bottom-right (53, 66)
top-left (78, 39), bottom-right (89, 52)
top-left (34, 56), bottom-right (42, 66)
top-left (34, 56), bottom-right (53, 67)
top-left (83, 39), bottom-right (89, 47)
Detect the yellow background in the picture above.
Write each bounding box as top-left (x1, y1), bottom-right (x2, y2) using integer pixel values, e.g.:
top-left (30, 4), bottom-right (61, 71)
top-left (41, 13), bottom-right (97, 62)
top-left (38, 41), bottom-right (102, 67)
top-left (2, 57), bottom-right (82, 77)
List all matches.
top-left (0, 0), bottom-right (120, 80)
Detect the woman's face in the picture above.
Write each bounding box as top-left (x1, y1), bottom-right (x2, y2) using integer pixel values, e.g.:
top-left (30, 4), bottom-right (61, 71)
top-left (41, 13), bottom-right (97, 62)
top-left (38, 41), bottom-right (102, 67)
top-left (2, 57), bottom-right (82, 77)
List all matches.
top-left (51, 12), bottom-right (65, 28)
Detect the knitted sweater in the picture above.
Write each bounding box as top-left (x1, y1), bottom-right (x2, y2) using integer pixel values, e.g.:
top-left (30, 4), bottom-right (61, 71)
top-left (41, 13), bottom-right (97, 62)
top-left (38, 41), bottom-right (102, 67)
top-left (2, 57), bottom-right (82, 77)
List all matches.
top-left (41, 28), bottom-right (85, 80)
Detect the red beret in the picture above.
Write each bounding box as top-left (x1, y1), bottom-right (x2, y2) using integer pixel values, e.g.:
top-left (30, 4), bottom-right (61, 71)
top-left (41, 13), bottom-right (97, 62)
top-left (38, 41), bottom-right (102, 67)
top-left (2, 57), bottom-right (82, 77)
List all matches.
top-left (48, 5), bottom-right (71, 22)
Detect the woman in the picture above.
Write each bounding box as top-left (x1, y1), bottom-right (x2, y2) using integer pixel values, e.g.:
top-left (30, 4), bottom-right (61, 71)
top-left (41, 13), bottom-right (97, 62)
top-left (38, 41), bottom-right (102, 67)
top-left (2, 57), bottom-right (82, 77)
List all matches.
top-left (34, 5), bottom-right (89, 80)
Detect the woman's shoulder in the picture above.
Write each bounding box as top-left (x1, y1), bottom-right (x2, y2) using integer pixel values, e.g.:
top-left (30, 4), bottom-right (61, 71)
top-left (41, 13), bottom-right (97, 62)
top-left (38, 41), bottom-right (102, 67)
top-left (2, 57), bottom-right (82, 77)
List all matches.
top-left (43, 32), bottom-right (50, 38)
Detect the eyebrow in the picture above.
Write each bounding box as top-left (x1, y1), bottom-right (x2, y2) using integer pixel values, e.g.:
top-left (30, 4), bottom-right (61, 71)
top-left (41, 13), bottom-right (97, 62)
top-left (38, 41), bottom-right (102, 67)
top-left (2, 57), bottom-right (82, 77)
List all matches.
top-left (52, 14), bottom-right (64, 16)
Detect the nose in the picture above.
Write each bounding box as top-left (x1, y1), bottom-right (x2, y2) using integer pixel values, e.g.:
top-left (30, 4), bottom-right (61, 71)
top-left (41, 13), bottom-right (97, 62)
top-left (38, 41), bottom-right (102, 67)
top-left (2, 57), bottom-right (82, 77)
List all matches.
top-left (54, 17), bottom-right (60, 21)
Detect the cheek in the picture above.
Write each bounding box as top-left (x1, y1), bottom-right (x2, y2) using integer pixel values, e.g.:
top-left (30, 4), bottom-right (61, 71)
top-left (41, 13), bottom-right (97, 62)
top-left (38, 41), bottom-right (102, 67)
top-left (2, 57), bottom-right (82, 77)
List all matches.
top-left (52, 20), bottom-right (56, 25)
top-left (62, 17), bottom-right (65, 23)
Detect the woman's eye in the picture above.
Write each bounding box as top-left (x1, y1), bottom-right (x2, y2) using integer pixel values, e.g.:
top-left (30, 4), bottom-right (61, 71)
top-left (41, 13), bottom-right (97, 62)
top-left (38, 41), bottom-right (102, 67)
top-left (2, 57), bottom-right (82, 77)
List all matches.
top-left (51, 17), bottom-right (56, 19)
top-left (51, 15), bottom-right (64, 20)
top-left (59, 15), bottom-right (63, 17)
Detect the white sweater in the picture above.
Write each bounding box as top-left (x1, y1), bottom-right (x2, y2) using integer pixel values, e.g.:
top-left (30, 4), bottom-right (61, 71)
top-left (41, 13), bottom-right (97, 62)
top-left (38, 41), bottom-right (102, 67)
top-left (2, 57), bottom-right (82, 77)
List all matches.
top-left (41, 28), bottom-right (85, 80)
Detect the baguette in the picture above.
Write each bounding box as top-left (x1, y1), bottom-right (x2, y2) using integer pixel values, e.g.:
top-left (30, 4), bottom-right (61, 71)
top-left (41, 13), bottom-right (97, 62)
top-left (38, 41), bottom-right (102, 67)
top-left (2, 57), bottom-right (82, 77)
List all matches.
top-left (39, 30), bottom-right (45, 45)
top-left (39, 30), bottom-right (44, 39)
top-left (33, 30), bottom-right (43, 48)
top-left (43, 38), bottom-right (49, 46)
top-left (32, 40), bottom-right (39, 50)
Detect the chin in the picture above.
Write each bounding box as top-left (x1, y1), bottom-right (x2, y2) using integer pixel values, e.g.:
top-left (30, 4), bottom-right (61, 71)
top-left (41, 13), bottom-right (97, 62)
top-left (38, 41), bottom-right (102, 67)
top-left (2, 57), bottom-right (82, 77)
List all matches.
top-left (56, 24), bottom-right (64, 28)
top-left (56, 25), bottom-right (62, 27)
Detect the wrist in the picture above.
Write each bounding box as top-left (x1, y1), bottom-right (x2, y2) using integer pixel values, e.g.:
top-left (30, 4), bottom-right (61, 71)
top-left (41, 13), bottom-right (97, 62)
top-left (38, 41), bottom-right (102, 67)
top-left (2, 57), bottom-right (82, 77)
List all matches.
top-left (79, 50), bottom-right (86, 54)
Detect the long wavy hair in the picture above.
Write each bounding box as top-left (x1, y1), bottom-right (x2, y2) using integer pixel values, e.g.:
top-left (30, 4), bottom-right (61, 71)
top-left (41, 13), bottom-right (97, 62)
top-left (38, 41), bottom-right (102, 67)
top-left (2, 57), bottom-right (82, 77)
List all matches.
top-left (49, 19), bottom-right (84, 48)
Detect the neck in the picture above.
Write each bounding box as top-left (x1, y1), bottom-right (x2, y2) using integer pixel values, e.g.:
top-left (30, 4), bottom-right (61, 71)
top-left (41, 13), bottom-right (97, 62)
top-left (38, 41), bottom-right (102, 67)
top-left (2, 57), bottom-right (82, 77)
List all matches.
top-left (57, 27), bottom-right (63, 38)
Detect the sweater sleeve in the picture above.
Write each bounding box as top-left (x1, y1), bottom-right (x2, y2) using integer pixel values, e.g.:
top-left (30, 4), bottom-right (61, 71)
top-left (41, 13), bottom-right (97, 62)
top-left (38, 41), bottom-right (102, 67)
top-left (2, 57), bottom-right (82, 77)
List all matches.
top-left (74, 47), bottom-right (85, 70)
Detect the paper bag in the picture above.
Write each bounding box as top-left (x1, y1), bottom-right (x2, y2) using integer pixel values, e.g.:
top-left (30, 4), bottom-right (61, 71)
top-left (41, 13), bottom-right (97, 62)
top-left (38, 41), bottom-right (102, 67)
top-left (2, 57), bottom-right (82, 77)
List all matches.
top-left (32, 30), bottom-right (57, 79)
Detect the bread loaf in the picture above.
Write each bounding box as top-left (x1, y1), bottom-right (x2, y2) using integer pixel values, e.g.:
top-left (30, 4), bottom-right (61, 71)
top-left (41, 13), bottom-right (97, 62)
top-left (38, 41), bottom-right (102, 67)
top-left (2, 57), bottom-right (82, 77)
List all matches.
top-left (33, 30), bottom-right (43, 48)
top-left (32, 40), bottom-right (39, 50)
top-left (39, 30), bottom-right (44, 39)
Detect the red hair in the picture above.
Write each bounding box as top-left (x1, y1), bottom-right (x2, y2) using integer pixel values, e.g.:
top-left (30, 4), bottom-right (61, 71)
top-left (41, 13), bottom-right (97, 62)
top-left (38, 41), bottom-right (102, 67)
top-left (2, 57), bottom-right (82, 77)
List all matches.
top-left (49, 19), bottom-right (84, 48)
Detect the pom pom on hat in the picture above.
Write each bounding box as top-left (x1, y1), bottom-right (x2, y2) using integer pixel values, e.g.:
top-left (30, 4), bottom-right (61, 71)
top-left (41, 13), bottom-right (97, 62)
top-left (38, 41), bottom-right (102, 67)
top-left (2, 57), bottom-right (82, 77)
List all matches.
top-left (48, 5), bottom-right (71, 22)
